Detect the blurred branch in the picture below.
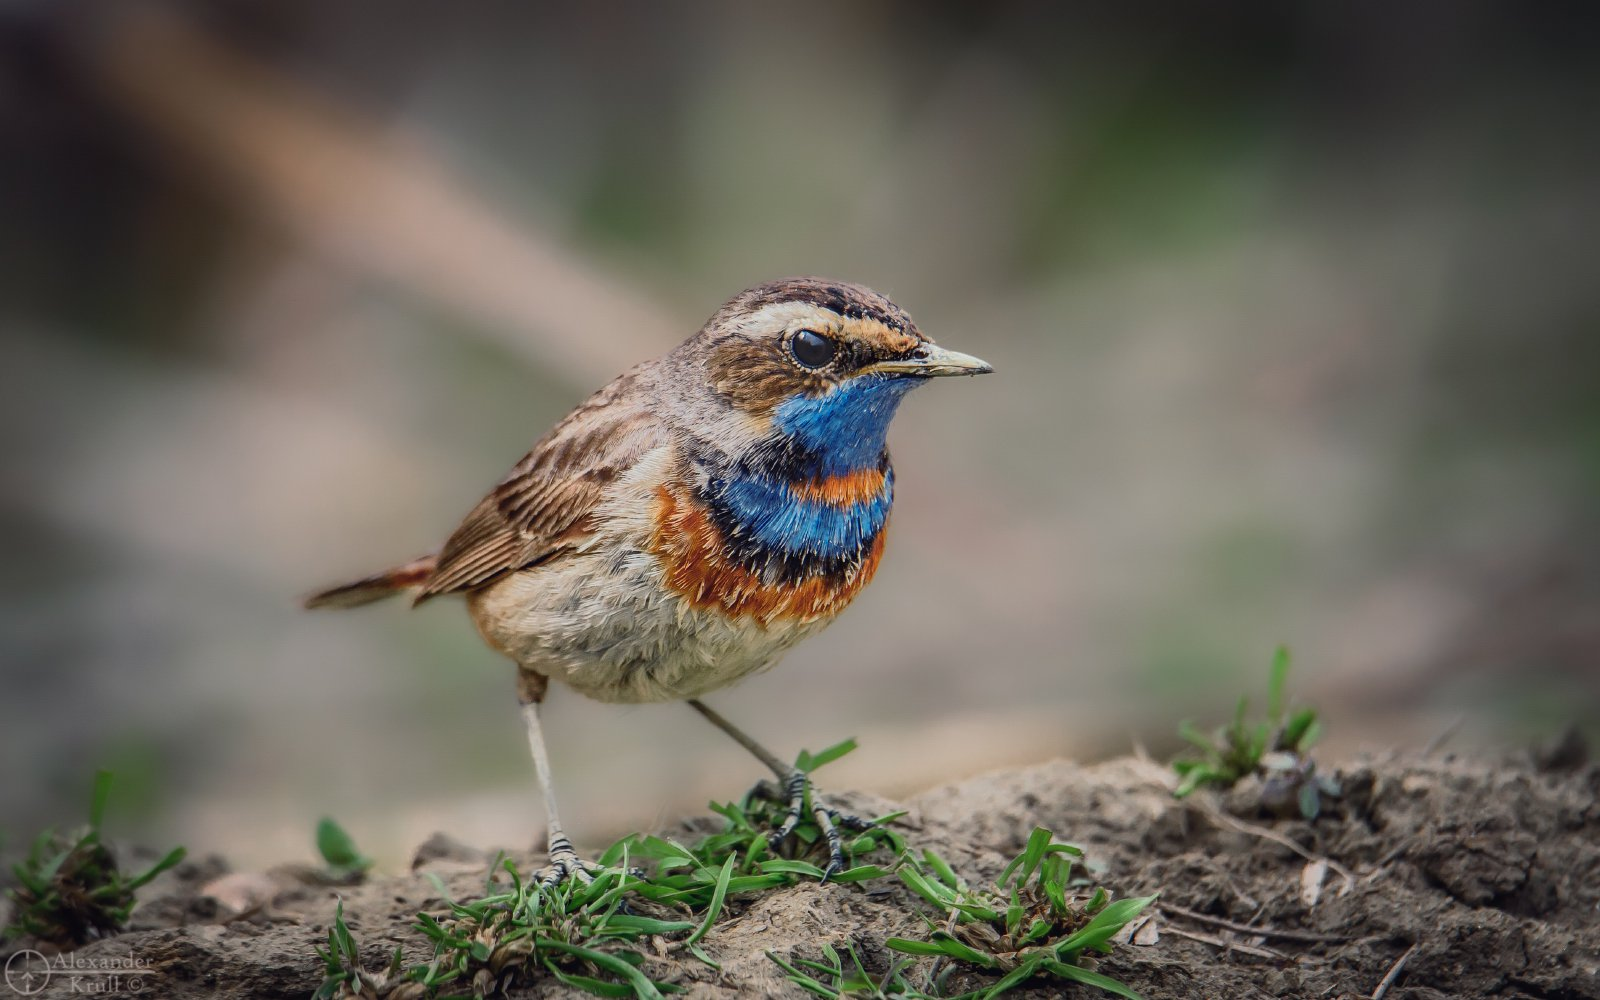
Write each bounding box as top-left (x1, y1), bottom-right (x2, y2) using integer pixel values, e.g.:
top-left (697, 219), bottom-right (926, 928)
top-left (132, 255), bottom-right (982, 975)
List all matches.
top-left (74, 5), bottom-right (679, 386)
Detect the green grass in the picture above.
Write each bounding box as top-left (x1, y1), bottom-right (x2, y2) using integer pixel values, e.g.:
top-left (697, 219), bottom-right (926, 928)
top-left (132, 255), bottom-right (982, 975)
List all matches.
top-left (312, 743), bottom-right (1156, 999)
top-left (1171, 646), bottom-right (1340, 818)
top-left (3, 771), bottom-right (186, 947)
top-left (316, 817), bottom-right (375, 882)
top-left (879, 828), bottom-right (1154, 1000)
top-left (313, 741), bottom-right (903, 999)
top-left (410, 856), bottom-right (691, 998)
top-left (315, 854), bottom-right (694, 1000)
top-left (314, 899), bottom-right (403, 1000)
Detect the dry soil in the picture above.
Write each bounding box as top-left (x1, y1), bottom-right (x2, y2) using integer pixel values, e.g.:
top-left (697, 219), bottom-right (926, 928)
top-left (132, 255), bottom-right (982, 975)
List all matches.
top-left (6, 747), bottom-right (1598, 999)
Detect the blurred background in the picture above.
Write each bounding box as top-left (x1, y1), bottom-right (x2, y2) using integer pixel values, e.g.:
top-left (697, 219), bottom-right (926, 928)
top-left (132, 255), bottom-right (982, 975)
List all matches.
top-left (3, 2), bottom-right (1597, 868)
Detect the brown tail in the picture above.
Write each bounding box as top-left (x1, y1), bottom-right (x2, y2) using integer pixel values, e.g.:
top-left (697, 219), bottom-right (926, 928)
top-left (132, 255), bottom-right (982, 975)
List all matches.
top-left (303, 554), bottom-right (438, 610)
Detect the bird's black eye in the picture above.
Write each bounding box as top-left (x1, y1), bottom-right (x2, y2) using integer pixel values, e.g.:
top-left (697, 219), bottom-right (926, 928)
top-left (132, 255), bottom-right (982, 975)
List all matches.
top-left (790, 329), bottom-right (837, 369)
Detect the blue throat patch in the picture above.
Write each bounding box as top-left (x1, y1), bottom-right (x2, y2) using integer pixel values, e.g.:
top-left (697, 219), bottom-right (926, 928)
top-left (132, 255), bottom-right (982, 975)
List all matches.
top-left (771, 375), bottom-right (919, 476)
top-left (708, 375), bottom-right (916, 561)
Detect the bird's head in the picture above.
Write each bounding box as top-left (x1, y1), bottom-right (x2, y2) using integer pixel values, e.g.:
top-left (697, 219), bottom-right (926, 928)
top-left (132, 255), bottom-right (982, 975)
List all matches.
top-left (682, 278), bottom-right (991, 476)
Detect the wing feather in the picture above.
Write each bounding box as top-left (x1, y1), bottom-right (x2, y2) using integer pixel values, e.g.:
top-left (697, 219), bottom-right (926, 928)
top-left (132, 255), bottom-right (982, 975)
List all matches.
top-left (416, 373), bottom-right (667, 601)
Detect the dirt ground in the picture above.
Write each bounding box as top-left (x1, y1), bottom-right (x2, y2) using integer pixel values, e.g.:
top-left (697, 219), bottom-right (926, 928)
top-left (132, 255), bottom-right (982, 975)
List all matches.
top-left (6, 745), bottom-right (1598, 1000)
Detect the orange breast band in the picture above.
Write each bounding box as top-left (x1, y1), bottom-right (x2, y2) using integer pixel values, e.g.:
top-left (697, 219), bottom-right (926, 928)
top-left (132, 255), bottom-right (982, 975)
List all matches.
top-left (789, 466), bottom-right (888, 506)
top-left (649, 483), bottom-right (886, 627)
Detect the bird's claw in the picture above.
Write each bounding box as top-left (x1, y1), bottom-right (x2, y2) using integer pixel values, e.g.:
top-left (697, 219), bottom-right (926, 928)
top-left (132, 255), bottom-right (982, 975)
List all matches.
top-left (758, 770), bottom-right (875, 882)
top-left (536, 843), bottom-right (603, 890)
top-left (533, 845), bottom-right (649, 891)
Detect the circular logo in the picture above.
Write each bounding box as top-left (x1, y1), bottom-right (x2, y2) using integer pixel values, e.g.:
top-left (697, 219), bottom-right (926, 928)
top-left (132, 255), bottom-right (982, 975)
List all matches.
top-left (3, 949), bottom-right (50, 995)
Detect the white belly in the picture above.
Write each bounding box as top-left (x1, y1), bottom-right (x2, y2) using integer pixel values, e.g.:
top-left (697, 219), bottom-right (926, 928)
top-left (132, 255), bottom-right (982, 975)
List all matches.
top-left (466, 543), bottom-right (824, 703)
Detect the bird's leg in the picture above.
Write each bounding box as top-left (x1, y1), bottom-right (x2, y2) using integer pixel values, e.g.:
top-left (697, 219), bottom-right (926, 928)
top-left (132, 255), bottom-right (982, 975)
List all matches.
top-left (686, 699), bottom-right (872, 880)
top-left (519, 671), bottom-right (600, 889)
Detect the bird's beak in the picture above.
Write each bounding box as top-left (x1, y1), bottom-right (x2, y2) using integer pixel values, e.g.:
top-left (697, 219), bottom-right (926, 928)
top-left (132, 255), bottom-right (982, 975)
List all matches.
top-left (865, 344), bottom-right (994, 378)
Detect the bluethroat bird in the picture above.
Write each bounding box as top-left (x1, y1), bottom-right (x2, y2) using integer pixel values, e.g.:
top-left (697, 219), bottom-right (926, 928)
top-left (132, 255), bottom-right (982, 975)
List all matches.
top-left (305, 278), bottom-right (991, 882)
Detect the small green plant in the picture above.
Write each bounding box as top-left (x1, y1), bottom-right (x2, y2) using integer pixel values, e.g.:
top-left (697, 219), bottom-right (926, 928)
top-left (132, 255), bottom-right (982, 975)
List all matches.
top-left (411, 855), bottom-right (691, 998)
top-left (316, 817), bottom-right (375, 882)
top-left (313, 858), bottom-right (693, 999)
top-left (1171, 646), bottom-right (1341, 818)
top-left (3, 771), bottom-right (186, 946)
top-left (314, 899), bottom-right (411, 1000)
top-left (313, 740), bottom-right (906, 999)
top-left (883, 827), bottom-right (1155, 1000)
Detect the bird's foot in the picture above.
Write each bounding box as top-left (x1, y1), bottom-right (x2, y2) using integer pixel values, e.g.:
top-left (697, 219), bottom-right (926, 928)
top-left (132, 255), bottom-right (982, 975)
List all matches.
top-left (755, 770), bottom-right (875, 882)
top-left (535, 837), bottom-right (603, 891)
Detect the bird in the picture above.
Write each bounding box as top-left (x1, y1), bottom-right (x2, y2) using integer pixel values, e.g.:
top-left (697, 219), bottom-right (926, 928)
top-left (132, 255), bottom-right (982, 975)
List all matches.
top-left (305, 277), bottom-right (991, 883)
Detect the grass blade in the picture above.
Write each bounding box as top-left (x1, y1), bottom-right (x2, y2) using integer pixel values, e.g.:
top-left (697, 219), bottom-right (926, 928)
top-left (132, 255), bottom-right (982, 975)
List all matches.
top-left (1043, 959), bottom-right (1146, 1000)
top-left (980, 956), bottom-right (1043, 999)
top-left (929, 931), bottom-right (999, 969)
top-left (826, 864), bottom-right (892, 884)
top-left (602, 915), bottom-right (697, 936)
top-left (766, 951), bottom-right (841, 998)
top-left (124, 845), bottom-right (187, 891)
top-left (547, 966), bottom-right (638, 997)
top-left (1054, 895), bottom-right (1158, 956)
top-left (685, 855), bottom-right (735, 946)
top-left (88, 771), bottom-right (114, 831)
top-left (536, 941), bottom-right (663, 1000)
top-left (758, 859), bottom-right (828, 879)
top-left (899, 866), bottom-right (958, 908)
top-left (796, 738), bottom-right (858, 773)
top-left (924, 849), bottom-right (961, 889)
top-left (1268, 645), bottom-right (1291, 720)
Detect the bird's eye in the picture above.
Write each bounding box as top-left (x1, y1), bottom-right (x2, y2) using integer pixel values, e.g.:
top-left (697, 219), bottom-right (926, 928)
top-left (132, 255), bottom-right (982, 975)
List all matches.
top-left (790, 329), bottom-right (837, 369)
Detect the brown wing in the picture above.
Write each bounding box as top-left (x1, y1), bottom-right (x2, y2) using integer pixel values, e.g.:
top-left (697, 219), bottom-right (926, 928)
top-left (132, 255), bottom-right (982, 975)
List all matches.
top-left (415, 372), bottom-right (668, 602)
